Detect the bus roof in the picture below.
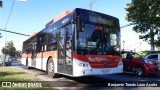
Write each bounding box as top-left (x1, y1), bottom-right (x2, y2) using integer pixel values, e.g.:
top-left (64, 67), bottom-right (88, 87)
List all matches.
top-left (45, 10), bottom-right (70, 28)
top-left (24, 8), bottom-right (119, 43)
top-left (75, 8), bottom-right (119, 20)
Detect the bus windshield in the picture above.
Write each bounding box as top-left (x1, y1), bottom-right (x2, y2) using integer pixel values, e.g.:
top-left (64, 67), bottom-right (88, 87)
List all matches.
top-left (76, 24), bottom-right (120, 55)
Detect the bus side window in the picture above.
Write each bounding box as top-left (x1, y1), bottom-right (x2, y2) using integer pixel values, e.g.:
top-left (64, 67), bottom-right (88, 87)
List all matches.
top-left (37, 38), bottom-right (42, 52)
top-left (47, 30), bottom-right (57, 51)
top-left (27, 42), bottom-right (31, 53)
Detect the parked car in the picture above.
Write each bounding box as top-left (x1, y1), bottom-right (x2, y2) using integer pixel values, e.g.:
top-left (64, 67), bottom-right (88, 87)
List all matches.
top-left (0, 55), bottom-right (2, 66)
top-left (121, 51), bottom-right (160, 76)
top-left (5, 57), bottom-right (13, 66)
top-left (144, 53), bottom-right (160, 63)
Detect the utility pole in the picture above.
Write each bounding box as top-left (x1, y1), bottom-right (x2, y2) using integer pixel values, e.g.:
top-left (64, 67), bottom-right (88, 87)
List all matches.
top-left (0, 28), bottom-right (30, 36)
top-left (0, 33), bottom-right (3, 64)
top-left (3, 36), bottom-right (7, 67)
top-left (139, 42), bottom-right (142, 51)
top-left (122, 40), bottom-right (125, 50)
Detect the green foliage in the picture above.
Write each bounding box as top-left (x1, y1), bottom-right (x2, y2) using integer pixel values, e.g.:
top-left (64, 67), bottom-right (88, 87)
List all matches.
top-left (155, 39), bottom-right (160, 49)
top-left (155, 35), bottom-right (160, 50)
top-left (0, 67), bottom-right (40, 81)
top-left (138, 50), bottom-right (160, 56)
top-left (157, 46), bottom-right (160, 50)
top-left (15, 50), bottom-right (22, 58)
top-left (138, 50), bottom-right (151, 56)
top-left (126, 0), bottom-right (160, 50)
top-left (0, 67), bottom-right (54, 90)
top-left (1, 41), bottom-right (16, 56)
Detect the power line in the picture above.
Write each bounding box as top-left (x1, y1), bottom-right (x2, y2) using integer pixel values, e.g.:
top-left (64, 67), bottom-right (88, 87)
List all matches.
top-left (0, 23), bottom-right (133, 37)
top-left (120, 23), bottom-right (133, 28)
top-left (86, 0), bottom-right (97, 10)
top-left (4, 0), bottom-right (16, 29)
top-left (0, 28), bottom-right (30, 36)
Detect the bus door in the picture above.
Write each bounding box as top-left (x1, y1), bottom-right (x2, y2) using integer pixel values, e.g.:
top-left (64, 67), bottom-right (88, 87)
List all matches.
top-left (31, 39), bottom-right (37, 67)
top-left (58, 24), bottom-right (73, 75)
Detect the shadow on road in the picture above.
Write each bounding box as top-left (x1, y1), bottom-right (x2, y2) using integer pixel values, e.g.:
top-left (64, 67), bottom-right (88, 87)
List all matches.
top-left (51, 74), bottom-right (119, 87)
top-left (10, 61), bottom-right (160, 89)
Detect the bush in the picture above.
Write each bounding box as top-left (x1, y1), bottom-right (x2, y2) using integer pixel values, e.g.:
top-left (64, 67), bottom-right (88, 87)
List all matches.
top-left (138, 50), bottom-right (160, 56)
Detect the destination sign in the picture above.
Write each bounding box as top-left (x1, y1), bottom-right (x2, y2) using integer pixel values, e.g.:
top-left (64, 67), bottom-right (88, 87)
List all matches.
top-left (89, 14), bottom-right (114, 26)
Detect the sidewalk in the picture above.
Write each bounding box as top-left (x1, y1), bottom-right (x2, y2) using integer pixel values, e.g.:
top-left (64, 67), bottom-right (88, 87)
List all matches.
top-left (0, 62), bottom-right (2, 67)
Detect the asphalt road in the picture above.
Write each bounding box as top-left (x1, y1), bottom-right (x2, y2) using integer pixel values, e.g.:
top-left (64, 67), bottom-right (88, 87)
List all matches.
top-left (97, 72), bottom-right (160, 82)
top-left (9, 61), bottom-right (160, 90)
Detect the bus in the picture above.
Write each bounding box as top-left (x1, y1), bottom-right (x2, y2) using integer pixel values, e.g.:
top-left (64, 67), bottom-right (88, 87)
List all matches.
top-left (21, 8), bottom-right (123, 77)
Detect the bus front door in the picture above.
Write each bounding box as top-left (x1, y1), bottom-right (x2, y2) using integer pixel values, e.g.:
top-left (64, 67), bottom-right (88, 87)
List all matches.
top-left (58, 25), bottom-right (72, 75)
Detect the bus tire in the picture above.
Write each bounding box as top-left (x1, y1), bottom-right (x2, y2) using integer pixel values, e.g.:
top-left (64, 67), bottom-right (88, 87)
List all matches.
top-left (26, 58), bottom-right (30, 69)
top-left (47, 58), bottom-right (56, 78)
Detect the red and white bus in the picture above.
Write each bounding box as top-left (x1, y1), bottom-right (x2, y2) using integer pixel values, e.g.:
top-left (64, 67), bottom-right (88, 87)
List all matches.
top-left (21, 8), bottom-right (123, 77)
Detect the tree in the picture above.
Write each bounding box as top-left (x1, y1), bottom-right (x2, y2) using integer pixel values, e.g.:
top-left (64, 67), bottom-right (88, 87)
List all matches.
top-left (156, 46), bottom-right (160, 50)
top-left (15, 50), bottom-right (22, 59)
top-left (1, 40), bottom-right (16, 56)
top-left (156, 36), bottom-right (160, 50)
top-left (125, 0), bottom-right (160, 51)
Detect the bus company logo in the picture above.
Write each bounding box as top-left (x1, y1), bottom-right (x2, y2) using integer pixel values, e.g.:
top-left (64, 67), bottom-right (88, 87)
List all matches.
top-left (48, 29), bottom-right (53, 33)
top-left (88, 57), bottom-right (109, 62)
top-left (62, 18), bottom-right (69, 24)
top-left (2, 82), bottom-right (12, 87)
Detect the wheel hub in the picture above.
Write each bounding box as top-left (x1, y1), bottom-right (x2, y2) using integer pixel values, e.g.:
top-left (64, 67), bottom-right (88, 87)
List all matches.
top-left (48, 63), bottom-right (53, 73)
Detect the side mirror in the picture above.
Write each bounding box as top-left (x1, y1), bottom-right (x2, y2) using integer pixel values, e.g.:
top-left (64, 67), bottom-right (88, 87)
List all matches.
top-left (126, 55), bottom-right (133, 60)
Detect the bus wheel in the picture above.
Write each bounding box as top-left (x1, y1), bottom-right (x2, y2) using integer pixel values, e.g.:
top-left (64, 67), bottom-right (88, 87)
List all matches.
top-left (47, 58), bottom-right (56, 77)
top-left (26, 58), bottom-right (30, 69)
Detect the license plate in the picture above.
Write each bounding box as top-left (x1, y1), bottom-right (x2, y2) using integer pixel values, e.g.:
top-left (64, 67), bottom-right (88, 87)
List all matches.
top-left (102, 70), bottom-right (110, 74)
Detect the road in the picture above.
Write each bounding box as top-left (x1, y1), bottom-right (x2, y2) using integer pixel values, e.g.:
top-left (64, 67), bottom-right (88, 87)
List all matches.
top-left (9, 61), bottom-right (160, 90)
top-left (97, 72), bottom-right (160, 81)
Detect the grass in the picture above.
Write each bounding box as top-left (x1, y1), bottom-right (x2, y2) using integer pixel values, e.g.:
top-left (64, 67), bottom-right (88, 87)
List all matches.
top-left (0, 67), bottom-right (39, 81)
top-left (0, 67), bottom-right (55, 90)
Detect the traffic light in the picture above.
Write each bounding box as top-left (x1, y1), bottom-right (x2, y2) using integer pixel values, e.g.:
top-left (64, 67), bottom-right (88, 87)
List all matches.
top-left (0, 0), bottom-right (2, 8)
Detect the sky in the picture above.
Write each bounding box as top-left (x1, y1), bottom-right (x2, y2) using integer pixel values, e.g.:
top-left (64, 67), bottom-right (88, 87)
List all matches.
top-left (0, 0), bottom-right (151, 53)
